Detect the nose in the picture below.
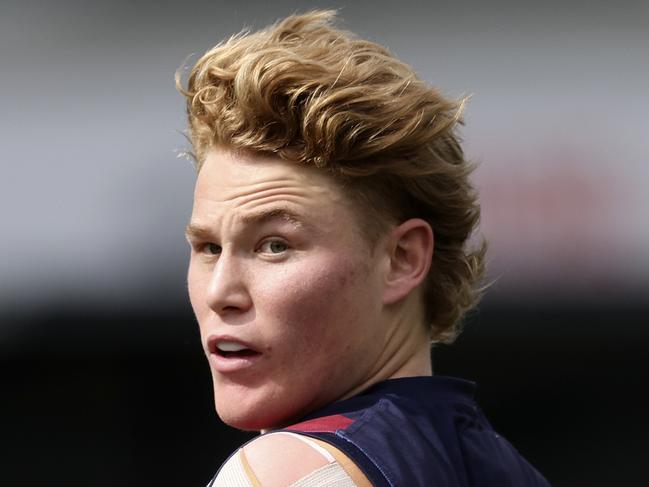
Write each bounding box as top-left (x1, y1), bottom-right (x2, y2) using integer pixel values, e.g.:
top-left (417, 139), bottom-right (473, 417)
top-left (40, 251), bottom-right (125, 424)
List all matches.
top-left (206, 251), bottom-right (253, 315)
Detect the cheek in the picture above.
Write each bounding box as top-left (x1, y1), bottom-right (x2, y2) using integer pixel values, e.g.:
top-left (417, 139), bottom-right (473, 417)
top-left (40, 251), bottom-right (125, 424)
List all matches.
top-left (257, 257), bottom-right (366, 347)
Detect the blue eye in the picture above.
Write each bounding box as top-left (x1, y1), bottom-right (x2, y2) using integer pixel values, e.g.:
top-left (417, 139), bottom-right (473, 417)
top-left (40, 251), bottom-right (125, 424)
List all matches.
top-left (259, 239), bottom-right (289, 254)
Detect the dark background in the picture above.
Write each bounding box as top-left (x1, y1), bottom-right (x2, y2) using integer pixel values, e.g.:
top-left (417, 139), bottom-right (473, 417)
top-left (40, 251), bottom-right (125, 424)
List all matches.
top-left (4, 303), bottom-right (647, 486)
top-left (2, 1), bottom-right (647, 486)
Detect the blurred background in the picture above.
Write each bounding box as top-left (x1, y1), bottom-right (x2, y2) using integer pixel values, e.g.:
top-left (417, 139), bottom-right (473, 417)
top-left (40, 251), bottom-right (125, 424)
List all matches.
top-left (1, 0), bottom-right (647, 485)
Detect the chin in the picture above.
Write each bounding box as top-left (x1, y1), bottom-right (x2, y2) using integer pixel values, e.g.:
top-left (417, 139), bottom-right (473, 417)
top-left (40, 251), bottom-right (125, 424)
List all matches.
top-left (214, 394), bottom-right (278, 431)
top-left (216, 405), bottom-right (284, 432)
top-left (214, 392), bottom-right (308, 432)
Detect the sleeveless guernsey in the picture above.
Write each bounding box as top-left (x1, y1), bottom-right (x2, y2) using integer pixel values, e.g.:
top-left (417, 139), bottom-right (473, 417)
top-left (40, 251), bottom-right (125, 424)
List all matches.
top-left (277, 376), bottom-right (552, 487)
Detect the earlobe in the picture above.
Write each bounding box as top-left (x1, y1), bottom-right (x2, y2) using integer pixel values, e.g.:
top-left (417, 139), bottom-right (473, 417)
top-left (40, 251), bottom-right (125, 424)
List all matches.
top-left (382, 219), bottom-right (434, 306)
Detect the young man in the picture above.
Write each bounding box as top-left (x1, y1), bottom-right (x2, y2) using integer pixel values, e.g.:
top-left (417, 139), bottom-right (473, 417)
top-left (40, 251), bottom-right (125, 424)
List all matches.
top-left (179, 10), bottom-right (551, 487)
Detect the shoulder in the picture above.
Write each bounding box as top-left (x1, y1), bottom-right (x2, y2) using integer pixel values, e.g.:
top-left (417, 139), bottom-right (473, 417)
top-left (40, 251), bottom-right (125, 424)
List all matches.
top-left (243, 432), bottom-right (331, 487)
top-left (215, 432), bottom-right (371, 487)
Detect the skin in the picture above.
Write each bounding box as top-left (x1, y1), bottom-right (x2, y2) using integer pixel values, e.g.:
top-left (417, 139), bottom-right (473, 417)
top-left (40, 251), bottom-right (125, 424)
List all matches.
top-left (187, 146), bottom-right (433, 432)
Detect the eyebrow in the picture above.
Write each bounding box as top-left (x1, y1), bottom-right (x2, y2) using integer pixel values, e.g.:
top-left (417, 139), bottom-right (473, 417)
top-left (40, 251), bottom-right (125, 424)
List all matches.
top-left (240, 207), bottom-right (307, 227)
top-left (185, 207), bottom-right (307, 241)
top-left (184, 222), bottom-right (212, 242)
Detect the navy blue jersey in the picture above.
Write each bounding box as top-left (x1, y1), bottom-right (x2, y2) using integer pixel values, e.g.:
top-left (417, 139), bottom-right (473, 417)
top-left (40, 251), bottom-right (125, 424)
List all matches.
top-left (279, 376), bottom-right (551, 487)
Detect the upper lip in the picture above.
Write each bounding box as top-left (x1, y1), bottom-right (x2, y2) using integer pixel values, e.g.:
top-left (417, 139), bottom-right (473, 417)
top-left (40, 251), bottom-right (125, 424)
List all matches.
top-left (206, 334), bottom-right (260, 355)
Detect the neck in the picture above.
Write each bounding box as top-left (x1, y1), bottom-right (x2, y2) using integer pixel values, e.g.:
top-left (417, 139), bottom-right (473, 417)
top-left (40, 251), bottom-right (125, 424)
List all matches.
top-left (260, 304), bottom-right (431, 434)
top-left (339, 299), bottom-right (432, 403)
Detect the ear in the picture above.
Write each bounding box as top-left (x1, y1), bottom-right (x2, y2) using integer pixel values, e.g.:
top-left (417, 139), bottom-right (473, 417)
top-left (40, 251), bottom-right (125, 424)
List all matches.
top-left (382, 218), bottom-right (434, 306)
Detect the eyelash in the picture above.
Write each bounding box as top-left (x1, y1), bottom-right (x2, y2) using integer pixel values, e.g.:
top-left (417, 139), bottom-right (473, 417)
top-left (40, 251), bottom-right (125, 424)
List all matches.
top-left (201, 242), bottom-right (221, 255)
top-left (257, 238), bottom-right (290, 255)
top-left (195, 238), bottom-right (290, 256)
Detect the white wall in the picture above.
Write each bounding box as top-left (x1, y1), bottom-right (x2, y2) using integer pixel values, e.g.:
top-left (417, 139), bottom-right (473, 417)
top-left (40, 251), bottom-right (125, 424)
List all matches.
top-left (1, 0), bottom-right (647, 313)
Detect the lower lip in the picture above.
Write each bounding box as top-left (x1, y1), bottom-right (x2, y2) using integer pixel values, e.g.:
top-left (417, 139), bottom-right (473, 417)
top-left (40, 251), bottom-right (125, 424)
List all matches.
top-left (209, 351), bottom-right (263, 373)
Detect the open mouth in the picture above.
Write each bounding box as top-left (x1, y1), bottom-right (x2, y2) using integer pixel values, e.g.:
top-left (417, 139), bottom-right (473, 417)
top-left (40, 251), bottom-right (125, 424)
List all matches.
top-left (217, 349), bottom-right (259, 358)
top-left (214, 341), bottom-right (260, 359)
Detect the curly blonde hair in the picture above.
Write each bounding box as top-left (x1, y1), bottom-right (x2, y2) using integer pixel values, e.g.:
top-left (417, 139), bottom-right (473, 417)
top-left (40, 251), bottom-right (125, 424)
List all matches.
top-left (177, 10), bottom-right (487, 343)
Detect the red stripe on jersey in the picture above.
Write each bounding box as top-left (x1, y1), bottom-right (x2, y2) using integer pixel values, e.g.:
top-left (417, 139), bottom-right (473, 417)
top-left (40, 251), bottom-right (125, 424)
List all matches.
top-left (286, 413), bottom-right (355, 433)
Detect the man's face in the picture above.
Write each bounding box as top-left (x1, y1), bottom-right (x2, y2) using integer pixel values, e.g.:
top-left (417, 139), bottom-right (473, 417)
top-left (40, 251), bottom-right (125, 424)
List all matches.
top-left (187, 147), bottom-right (391, 430)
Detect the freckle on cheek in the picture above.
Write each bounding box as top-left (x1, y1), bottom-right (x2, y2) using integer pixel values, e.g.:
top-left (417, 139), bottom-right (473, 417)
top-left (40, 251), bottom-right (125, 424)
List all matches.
top-left (336, 265), bottom-right (359, 288)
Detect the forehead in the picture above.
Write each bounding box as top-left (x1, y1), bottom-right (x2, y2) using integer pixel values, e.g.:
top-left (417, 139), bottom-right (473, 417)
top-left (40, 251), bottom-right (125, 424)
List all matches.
top-left (196, 148), bottom-right (337, 199)
top-left (191, 147), bottom-right (355, 228)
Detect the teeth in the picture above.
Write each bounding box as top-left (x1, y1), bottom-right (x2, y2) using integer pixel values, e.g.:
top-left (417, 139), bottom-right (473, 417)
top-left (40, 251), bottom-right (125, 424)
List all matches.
top-left (217, 341), bottom-right (248, 352)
